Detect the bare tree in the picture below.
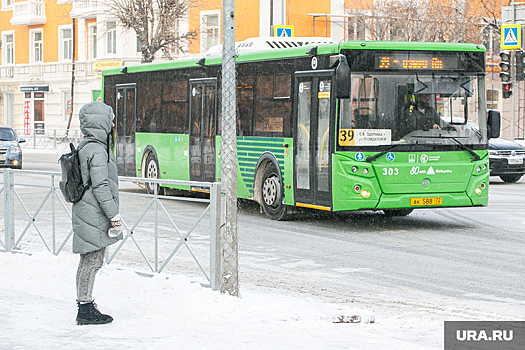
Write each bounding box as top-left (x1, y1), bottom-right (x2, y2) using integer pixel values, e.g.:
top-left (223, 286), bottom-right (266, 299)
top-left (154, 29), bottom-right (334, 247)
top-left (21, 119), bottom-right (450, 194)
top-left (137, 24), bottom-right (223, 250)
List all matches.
top-left (105, 0), bottom-right (199, 63)
top-left (346, 0), bottom-right (507, 45)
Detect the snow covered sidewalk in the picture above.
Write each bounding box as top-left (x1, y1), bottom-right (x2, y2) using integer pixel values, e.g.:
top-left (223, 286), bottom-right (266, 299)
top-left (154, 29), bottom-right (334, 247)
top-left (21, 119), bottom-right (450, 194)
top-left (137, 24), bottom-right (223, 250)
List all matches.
top-left (0, 251), bottom-right (440, 350)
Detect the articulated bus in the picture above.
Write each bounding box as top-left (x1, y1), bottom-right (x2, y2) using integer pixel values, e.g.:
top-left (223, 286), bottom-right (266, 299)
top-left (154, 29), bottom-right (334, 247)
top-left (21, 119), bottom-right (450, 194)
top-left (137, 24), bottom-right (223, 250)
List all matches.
top-left (102, 38), bottom-right (500, 220)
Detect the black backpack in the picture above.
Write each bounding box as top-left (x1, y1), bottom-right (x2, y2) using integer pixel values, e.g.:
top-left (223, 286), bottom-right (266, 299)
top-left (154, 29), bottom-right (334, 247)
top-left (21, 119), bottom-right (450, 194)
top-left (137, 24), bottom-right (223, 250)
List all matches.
top-left (59, 143), bottom-right (91, 203)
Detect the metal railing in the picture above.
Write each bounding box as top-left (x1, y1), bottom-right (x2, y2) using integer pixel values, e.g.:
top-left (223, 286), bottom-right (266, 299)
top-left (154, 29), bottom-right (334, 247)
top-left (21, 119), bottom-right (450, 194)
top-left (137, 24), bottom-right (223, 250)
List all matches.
top-left (15, 129), bottom-right (81, 150)
top-left (0, 169), bottom-right (222, 290)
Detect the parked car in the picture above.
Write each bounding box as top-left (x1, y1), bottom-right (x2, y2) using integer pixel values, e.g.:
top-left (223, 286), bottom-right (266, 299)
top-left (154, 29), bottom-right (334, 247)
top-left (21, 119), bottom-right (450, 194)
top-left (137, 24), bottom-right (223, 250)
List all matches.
top-left (0, 126), bottom-right (25, 169)
top-left (488, 138), bottom-right (525, 183)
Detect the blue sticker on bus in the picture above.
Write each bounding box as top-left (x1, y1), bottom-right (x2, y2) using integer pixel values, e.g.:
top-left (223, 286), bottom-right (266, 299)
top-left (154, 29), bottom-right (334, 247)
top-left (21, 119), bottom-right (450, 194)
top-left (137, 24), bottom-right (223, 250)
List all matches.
top-left (386, 152), bottom-right (395, 162)
top-left (355, 152), bottom-right (365, 162)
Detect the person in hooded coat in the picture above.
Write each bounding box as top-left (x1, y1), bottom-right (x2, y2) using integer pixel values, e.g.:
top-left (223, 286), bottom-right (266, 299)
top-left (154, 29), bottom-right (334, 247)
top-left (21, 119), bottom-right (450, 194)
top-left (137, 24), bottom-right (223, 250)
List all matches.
top-left (73, 101), bottom-right (123, 325)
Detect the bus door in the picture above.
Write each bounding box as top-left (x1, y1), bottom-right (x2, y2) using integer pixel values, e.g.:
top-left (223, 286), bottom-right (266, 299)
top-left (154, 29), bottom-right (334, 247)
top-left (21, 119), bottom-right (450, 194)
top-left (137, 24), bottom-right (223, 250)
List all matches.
top-left (189, 78), bottom-right (217, 183)
top-left (293, 71), bottom-right (334, 210)
top-left (115, 84), bottom-right (136, 177)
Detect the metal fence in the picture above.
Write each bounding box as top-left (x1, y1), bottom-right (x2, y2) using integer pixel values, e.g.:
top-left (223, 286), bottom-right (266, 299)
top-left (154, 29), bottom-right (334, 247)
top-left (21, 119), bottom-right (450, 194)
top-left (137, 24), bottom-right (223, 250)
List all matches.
top-left (15, 129), bottom-right (81, 150)
top-left (0, 168), bottom-right (222, 291)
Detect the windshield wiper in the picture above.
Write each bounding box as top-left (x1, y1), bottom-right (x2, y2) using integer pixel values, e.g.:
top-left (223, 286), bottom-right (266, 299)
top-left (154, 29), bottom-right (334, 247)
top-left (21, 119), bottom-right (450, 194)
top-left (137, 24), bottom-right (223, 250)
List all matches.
top-left (449, 136), bottom-right (481, 161)
top-left (366, 143), bottom-right (407, 162)
top-left (404, 134), bottom-right (483, 161)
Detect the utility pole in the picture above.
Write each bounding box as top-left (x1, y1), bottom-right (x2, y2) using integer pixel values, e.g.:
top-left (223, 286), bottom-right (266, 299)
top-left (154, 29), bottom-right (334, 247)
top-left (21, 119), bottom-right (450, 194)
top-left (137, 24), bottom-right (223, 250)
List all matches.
top-left (65, 17), bottom-right (76, 138)
top-left (221, 0), bottom-right (239, 297)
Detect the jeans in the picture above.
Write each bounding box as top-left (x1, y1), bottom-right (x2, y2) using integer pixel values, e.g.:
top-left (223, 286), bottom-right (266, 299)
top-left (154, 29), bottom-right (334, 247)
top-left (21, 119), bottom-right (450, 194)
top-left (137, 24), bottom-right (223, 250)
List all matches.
top-left (76, 247), bottom-right (106, 303)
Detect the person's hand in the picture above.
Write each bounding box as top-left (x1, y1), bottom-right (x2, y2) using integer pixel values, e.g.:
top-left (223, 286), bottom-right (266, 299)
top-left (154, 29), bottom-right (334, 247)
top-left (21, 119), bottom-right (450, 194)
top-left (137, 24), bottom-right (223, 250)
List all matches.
top-left (108, 214), bottom-right (123, 238)
top-left (433, 124), bottom-right (441, 129)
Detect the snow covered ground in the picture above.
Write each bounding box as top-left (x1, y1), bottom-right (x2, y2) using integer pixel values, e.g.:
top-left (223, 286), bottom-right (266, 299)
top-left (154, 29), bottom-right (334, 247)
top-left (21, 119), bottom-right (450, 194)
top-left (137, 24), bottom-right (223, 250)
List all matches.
top-left (0, 250), bottom-right (444, 350)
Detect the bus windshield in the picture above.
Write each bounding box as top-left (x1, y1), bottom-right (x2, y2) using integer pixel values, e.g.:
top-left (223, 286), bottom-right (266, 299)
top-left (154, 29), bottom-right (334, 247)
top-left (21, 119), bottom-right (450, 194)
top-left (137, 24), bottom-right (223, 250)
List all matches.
top-left (339, 73), bottom-right (486, 147)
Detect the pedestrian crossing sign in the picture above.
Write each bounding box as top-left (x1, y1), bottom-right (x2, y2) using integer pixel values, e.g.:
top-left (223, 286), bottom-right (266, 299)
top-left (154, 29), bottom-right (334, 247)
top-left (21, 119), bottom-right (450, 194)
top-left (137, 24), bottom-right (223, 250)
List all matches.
top-left (501, 24), bottom-right (521, 49)
top-left (274, 25), bottom-right (294, 38)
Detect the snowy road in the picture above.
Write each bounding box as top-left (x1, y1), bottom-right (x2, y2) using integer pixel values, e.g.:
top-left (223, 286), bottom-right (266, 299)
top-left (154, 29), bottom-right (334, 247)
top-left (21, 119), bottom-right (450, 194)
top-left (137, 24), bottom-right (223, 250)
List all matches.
top-left (1, 148), bottom-right (523, 349)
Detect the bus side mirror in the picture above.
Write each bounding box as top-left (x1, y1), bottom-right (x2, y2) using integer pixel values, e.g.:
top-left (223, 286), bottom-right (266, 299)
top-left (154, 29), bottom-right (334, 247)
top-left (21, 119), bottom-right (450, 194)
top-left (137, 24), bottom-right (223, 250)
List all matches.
top-left (487, 110), bottom-right (500, 139)
top-left (334, 55), bottom-right (351, 99)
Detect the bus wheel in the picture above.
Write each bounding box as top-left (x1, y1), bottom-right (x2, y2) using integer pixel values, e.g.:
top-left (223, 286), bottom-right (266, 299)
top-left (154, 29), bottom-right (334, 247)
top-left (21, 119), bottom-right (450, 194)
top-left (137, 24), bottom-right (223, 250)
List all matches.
top-left (383, 208), bottom-right (414, 217)
top-left (145, 152), bottom-right (164, 195)
top-left (261, 164), bottom-right (287, 220)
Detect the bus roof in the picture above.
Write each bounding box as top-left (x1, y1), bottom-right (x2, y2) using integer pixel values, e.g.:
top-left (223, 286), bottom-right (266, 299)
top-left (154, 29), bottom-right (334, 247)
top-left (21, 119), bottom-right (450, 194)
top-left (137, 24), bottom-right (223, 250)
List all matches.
top-left (103, 40), bottom-right (485, 76)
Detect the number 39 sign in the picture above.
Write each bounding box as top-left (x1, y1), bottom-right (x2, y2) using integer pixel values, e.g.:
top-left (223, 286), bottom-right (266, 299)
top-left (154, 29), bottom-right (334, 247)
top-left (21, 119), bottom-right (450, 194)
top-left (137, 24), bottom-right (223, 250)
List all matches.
top-left (339, 129), bottom-right (355, 146)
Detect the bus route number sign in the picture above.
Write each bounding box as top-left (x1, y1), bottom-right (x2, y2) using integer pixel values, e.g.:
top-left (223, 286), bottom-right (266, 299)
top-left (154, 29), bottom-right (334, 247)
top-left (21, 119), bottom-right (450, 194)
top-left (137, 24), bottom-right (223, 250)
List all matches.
top-left (339, 129), bottom-right (355, 146)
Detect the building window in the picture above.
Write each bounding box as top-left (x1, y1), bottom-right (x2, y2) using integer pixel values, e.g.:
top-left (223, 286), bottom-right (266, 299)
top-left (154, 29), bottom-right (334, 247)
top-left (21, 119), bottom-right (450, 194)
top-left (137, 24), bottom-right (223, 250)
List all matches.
top-left (88, 25), bottom-right (97, 60)
top-left (3, 32), bottom-right (14, 65)
top-left (200, 11), bottom-right (220, 53)
top-left (31, 30), bottom-right (43, 63)
top-left (2, 0), bottom-right (13, 9)
top-left (60, 27), bottom-right (73, 61)
top-left (107, 22), bottom-right (116, 55)
top-left (136, 35), bottom-right (142, 53)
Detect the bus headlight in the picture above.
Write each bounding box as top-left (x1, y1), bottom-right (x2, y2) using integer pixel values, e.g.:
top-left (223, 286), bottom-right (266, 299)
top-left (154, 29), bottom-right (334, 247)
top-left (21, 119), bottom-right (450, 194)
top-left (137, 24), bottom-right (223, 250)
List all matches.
top-left (475, 187), bottom-right (482, 195)
top-left (351, 166), bottom-right (358, 173)
top-left (361, 189), bottom-right (371, 198)
top-left (353, 185), bottom-right (361, 192)
top-left (362, 168), bottom-right (369, 175)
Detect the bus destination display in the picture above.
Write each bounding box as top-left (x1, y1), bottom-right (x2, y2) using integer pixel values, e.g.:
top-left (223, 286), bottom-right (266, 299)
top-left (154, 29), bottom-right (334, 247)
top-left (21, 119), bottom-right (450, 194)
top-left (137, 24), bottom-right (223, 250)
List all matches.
top-left (376, 53), bottom-right (460, 70)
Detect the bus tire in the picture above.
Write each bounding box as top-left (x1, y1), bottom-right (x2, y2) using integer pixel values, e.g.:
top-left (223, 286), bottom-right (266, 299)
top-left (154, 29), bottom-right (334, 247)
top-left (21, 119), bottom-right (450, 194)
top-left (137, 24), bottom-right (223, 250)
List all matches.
top-left (144, 152), bottom-right (164, 195)
top-left (383, 208), bottom-right (413, 217)
top-left (261, 163), bottom-right (288, 220)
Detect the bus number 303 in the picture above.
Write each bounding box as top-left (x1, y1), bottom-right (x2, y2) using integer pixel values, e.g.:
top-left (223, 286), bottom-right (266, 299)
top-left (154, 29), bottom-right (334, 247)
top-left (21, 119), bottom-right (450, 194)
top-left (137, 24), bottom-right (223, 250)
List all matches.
top-left (383, 168), bottom-right (399, 175)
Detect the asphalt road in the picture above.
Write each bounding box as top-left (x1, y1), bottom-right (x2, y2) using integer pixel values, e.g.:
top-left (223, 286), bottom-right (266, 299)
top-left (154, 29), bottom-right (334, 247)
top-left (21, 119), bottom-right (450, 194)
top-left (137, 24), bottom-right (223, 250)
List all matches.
top-left (15, 147), bottom-right (525, 320)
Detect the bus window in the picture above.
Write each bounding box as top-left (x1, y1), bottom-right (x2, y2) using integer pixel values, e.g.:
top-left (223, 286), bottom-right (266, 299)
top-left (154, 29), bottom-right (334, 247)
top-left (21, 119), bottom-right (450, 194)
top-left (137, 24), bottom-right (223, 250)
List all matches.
top-left (157, 80), bottom-right (188, 134)
top-left (338, 98), bottom-right (353, 129)
top-left (351, 77), bottom-right (378, 129)
top-left (275, 74), bottom-right (291, 98)
top-left (142, 81), bottom-right (162, 133)
top-left (254, 74), bottom-right (292, 135)
top-left (236, 76), bottom-right (254, 136)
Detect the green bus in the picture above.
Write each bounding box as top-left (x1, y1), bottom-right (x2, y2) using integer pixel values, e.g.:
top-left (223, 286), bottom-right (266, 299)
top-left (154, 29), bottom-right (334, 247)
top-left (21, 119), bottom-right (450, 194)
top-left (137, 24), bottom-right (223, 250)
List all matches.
top-left (102, 39), bottom-right (500, 220)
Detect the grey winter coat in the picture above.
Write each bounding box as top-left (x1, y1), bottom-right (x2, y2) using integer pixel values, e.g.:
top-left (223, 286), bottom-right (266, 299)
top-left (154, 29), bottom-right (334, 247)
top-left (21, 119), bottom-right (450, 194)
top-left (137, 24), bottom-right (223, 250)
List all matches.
top-left (72, 102), bottom-right (121, 254)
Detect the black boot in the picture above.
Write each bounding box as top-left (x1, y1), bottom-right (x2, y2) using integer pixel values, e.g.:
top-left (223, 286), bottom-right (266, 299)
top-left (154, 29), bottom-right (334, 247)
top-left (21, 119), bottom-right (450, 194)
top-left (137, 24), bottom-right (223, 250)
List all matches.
top-left (76, 300), bottom-right (113, 325)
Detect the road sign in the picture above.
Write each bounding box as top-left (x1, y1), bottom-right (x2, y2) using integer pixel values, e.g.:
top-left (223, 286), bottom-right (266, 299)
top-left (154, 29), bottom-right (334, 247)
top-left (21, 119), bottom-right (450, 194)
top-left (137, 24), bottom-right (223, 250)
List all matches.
top-left (274, 25), bottom-right (294, 38)
top-left (501, 24), bottom-right (521, 49)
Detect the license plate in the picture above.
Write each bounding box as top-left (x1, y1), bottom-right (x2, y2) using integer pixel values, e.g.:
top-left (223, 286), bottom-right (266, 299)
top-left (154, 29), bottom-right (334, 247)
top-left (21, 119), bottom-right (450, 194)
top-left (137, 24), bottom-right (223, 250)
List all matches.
top-left (410, 197), bottom-right (443, 206)
top-left (508, 157), bottom-right (523, 165)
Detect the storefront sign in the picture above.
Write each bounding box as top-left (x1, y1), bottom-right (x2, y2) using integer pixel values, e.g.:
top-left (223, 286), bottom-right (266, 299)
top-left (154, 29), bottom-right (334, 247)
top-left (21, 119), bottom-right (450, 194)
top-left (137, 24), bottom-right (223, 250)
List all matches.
top-left (20, 86), bottom-right (49, 92)
top-left (94, 61), bottom-right (123, 78)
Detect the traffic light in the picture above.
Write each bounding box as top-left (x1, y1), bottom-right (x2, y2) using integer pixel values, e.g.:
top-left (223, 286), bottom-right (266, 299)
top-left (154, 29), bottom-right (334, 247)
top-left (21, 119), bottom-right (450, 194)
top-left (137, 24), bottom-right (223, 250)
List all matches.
top-left (516, 50), bottom-right (525, 81)
top-left (502, 83), bottom-right (513, 99)
top-left (500, 50), bottom-right (512, 82)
